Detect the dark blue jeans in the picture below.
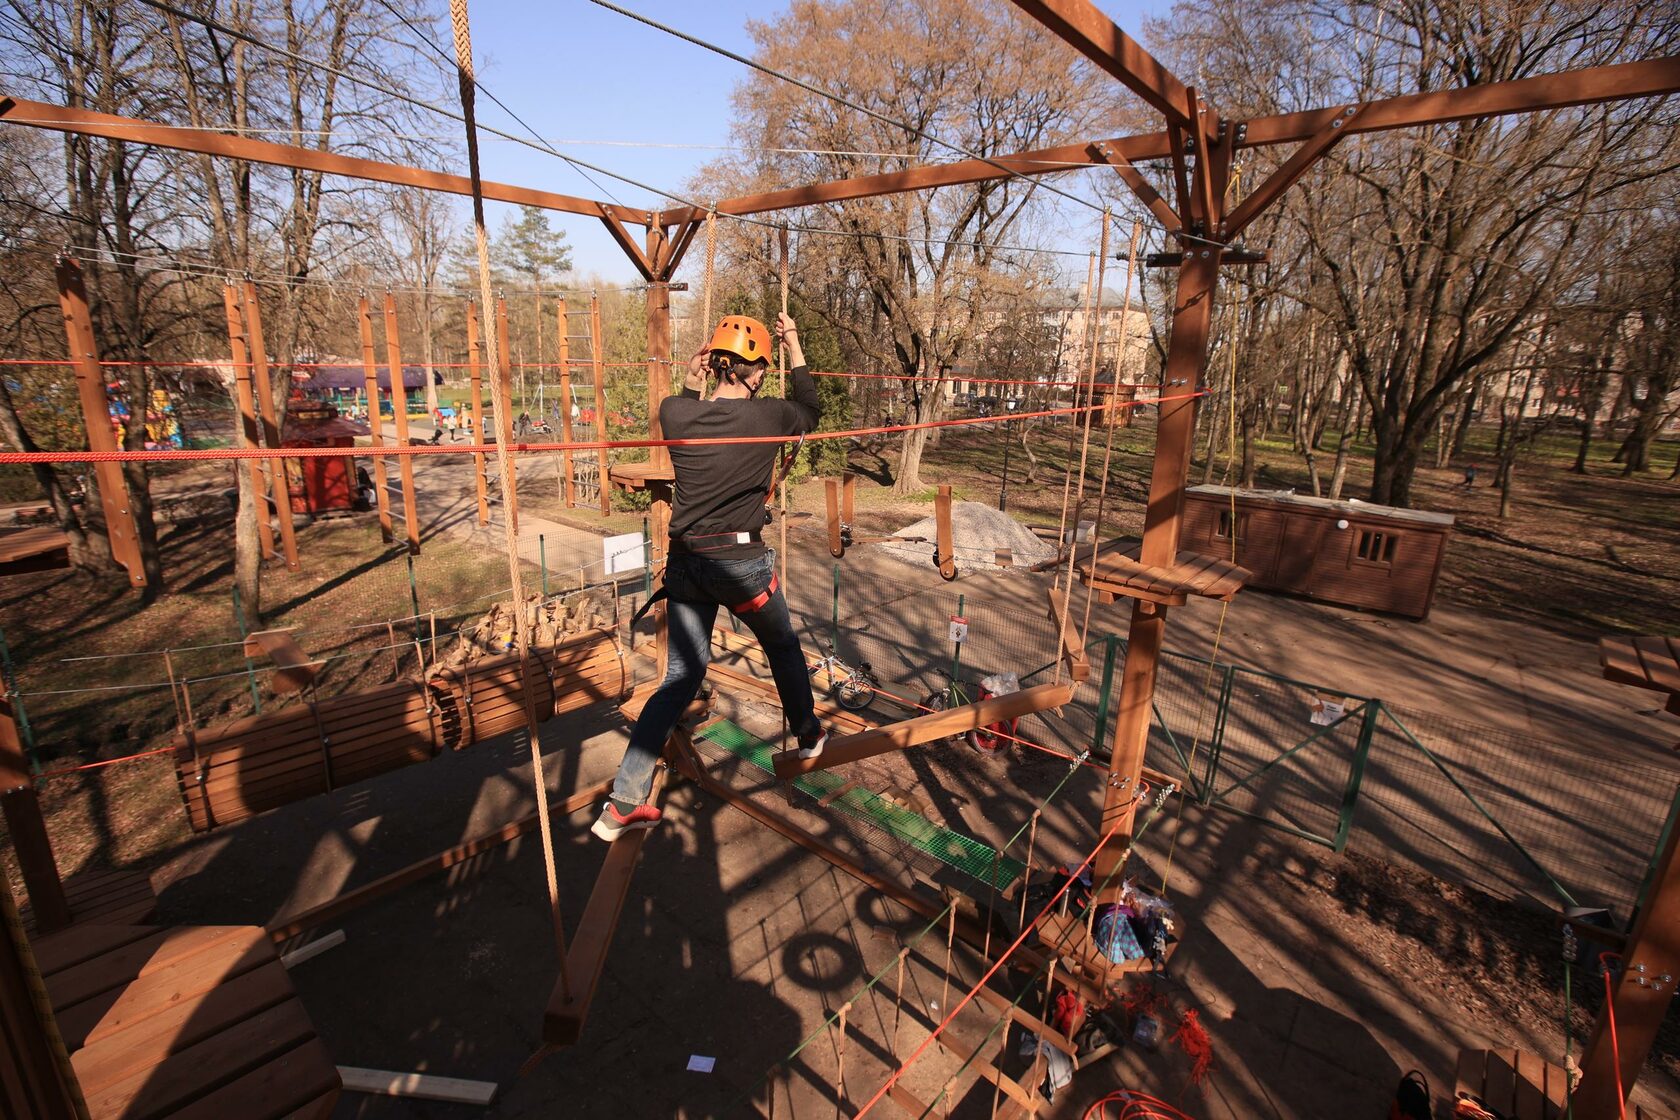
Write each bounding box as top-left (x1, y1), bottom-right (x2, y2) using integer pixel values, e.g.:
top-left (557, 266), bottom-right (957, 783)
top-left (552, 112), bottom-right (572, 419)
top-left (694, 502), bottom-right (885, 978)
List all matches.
top-left (611, 549), bottom-right (818, 804)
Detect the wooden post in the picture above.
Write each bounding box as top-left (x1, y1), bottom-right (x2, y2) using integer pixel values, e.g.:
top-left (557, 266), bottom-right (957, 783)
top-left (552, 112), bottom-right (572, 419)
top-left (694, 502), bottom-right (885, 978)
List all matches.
top-left (494, 295), bottom-right (518, 535)
top-left (558, 298), bottom-right (575, 508)
top-left (1574, 817), bottom-right (1680, 1115)
top-left (825, 478), bottom-right (844, 557)
top-left (646, 230), bottom-right (672, 477)
top-left (590, 293), bottom-right (609, 516)
top-left (240, 281), bottom-right (300, 572)
top-left (382, 293), bottom-right (421, 555)
top-left (467, 301), bottom-right (488, 526)
top-left (1097, 249), bottom-right (1220, 889)
top-left (0, 860), bottom-right (83, 1119)
top-left (935, 484), bottom-right (956, 580)
top-left (223, 284), bottom-right (276, 559)
top-left (54, 257), bottom-right (144, 587)
top-left (0, 699), bottom-right (68, 934)
top-left (358, 297), bottom-right (394, 544)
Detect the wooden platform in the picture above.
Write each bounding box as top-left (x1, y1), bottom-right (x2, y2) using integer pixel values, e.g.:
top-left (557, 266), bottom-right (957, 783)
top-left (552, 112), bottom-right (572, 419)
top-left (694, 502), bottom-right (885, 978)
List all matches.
top-left (1075, 539), bottom-right (1249, 607)
top-left (1034, 910), bottom-right (1176, 990)
top-left (1453, 1048), bottom-right (1571, 1119)
top-left (21, 868), bottom-right (156, 935)
top-left (607, 461), bottom-right (675, 490)
top-left (1601, 635), bottom-right (1680, 716)
top-left (0, 525), bottom-right (71, 576)
top-left (35, 923), bottom-right (341, 1119)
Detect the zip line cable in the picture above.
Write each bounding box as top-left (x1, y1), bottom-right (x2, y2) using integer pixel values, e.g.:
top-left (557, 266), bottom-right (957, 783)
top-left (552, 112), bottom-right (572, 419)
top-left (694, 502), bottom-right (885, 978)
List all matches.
top-left (586, 0), bottom-right (1108, 220)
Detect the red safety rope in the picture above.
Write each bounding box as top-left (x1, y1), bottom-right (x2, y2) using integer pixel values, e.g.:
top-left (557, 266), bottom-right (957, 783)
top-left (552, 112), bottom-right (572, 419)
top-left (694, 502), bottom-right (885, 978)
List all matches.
top-left (0, 392), bottom-right (1204, 465)
top-left (852, 822), bottom-right (1124, 1118)
top-left (33, 744), bottom-right (178, 780)
top-left (1601, 951), bottom-right (1628, 1119)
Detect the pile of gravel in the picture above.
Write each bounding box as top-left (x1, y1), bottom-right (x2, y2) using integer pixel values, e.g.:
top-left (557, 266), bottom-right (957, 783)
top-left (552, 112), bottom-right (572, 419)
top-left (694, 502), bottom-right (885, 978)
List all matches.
top-left (871, 500), bottom-right (1059, 572)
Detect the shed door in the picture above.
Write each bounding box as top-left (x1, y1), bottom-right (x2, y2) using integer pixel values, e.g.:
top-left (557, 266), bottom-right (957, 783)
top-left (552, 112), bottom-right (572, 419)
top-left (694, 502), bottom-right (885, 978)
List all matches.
top-left (1275, 514), bottom-right (1325, 592)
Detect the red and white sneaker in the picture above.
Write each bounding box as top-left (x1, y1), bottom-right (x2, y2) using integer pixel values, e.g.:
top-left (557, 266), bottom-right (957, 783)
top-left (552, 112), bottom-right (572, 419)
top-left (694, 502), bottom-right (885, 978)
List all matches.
top-left (592, 801), bottom-right (662, 842)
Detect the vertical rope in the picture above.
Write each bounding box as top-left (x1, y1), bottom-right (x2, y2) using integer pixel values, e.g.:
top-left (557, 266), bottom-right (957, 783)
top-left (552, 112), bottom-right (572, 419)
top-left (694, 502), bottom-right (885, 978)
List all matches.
top-left (778, 226), bottom-right (791, 592)
top-left (1018, 811), bottom-right (1039, 930)
top-left (1078, 218), bottom-right (1142, 646)
top-left (833, 1000), bottom-right (852, 1119)
top-left (699, 210), bottom-right (717, 401)
top-left (448, 0), bottom-right (570, 999)
top-left (891, 946), bottom-right (909, 1060)
top-left (939, 903), bottom-right (957, 1034)
top-left (1054, 211), bottom-right (1111, 681)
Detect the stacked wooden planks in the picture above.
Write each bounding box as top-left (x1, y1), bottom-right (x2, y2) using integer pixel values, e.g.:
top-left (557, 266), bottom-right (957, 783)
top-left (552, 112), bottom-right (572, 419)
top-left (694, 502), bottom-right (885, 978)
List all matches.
top-left (35, 923), bottom-right (340, 1119)
top-left (173, 628), bottom-right (626, 831)
top-left (174, 681), bottom-right (439, 831)
top-left (428, 627), bottom-right (625, 750)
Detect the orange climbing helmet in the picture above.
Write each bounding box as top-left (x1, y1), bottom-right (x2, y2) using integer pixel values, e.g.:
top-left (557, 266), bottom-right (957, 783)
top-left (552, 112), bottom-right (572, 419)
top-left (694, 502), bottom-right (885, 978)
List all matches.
top-left (707, 315), bottom-right (772, 368)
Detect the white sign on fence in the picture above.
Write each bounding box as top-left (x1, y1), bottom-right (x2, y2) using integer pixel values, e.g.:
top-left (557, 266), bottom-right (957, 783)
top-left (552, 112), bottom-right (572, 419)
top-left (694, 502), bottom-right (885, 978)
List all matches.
top-left (603, 532), bottom-right (647, 576)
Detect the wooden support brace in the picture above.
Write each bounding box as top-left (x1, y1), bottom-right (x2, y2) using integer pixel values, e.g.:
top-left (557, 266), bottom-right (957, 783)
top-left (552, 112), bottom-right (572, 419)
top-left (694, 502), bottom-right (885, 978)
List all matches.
top-left (337, 1068), bottom-right (496, 1107)
top-left (1092, 140), bottom-right (1181, 233)
top-left (771, 682), bottom-right (1076, 779)
top-left (242, 629), bottom-right (324, 695)
top-left (543, 764), bottom-right (669, 1045)
top-left (1045, 587), bottom-right (1091, 682)
top-left (935, 484), bottom-right (957, 580)
top-left (265, 777), bottom-right (613, 942)
top-left (825, 478), bottom-right (844, 557)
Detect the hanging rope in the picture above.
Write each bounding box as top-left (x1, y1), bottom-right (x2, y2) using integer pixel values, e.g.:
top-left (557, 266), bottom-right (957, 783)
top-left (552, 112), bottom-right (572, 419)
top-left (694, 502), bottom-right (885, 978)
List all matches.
top-left (939, 903), bottom-right (958, 1037)
top-left (891, 945), bottom-right (909, 1060)
top-left (448, 0), bottom-right (571, 1002)
top-left (778, 226), bottom-right (791, 591)
top-left (1055, 211), bottom-right (1112, 682)
top-left (833, 1000), bottom-right (852, 1119)
top-left (698, 209), bottom-right (717, 401)
top-left (1050, 250), bottom-right (1098, 598)
top-left (1018, 811), bottom-right (1040, 930)
top-left (1601, 951), bottom-right (1628, 1119)
top-left (1078, 218), bottom-right (1143, 647)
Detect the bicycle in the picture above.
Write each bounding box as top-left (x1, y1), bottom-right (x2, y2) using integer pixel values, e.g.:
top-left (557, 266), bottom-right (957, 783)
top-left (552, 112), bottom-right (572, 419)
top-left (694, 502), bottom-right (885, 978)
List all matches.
top-left (922, 670), bottom-right (1021, 751)
top-left (809, 636), bottom-right (879, 712)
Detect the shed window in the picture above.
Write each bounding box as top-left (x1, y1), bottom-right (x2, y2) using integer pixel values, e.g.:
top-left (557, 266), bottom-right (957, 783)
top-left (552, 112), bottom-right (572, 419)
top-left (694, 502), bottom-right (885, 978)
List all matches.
top-left (1215, 509), bottom-right (1245, 543)
top-left (1355, 529), bottom-right (1398, 564)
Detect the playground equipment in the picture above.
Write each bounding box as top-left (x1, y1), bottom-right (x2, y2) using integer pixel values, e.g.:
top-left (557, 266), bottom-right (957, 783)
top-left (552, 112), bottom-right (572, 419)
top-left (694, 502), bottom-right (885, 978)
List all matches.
top-left (0, 0), bottom-right (1674, 1112)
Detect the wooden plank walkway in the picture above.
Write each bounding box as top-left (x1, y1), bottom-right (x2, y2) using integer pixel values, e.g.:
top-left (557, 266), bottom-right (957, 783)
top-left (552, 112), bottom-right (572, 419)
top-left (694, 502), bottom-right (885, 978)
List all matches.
top-left (35, 923), bottom-right (340, 1119)
top-left (1075, 539), bottom-right (1249, 606)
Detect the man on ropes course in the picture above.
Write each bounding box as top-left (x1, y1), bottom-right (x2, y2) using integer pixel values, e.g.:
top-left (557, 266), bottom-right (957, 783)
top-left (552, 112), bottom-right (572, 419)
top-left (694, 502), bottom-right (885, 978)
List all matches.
top-left (595, 311), bottom-right (828, 841)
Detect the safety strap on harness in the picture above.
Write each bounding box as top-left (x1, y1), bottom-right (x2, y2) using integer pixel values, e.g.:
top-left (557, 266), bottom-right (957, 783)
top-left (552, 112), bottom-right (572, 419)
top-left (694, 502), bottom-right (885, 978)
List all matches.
top-left (629, 569), bottom-right (779, 630)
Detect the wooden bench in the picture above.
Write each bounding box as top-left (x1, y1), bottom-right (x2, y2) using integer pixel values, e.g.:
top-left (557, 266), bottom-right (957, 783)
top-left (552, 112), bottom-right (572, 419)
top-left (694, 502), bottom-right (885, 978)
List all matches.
top-left (21, 868), bottom-right (156, 936)
top-left (0, 525), bottom-right (71, 577)
top-left (35, 923), bottom-right (340, 1119)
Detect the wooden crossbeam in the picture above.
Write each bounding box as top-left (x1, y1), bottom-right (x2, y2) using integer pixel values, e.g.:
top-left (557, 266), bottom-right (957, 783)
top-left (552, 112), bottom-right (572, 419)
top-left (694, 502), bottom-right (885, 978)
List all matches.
top-left (1008, 0), bottom-right (1196, 126)
top-left (544, 764), bottom-right (669, 1045)
top-left (1045, 586), bottom-right (1091, 682)
top-left (771, 682), bottom-right (1076, 779)
top-left (1223, 104), bottom-right (1366, 239)
top-left (242, 629), bottom-right (323, 695)
top-left (1092, 140), bottom-right (1181, 232)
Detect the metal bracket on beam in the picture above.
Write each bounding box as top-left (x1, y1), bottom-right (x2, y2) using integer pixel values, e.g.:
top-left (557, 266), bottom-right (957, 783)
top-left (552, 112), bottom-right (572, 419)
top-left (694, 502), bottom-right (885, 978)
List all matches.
top-left (1145, 249), bottom-right (1268, 268)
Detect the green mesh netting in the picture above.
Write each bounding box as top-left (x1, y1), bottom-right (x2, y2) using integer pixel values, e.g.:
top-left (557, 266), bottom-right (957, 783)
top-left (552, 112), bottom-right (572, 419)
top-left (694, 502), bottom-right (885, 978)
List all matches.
top-left (697, 718), bottom-right (1025, 890)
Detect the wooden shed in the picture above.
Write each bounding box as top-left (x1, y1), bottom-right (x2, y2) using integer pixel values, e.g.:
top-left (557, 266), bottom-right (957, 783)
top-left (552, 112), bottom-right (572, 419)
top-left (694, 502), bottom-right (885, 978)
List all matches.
top-left (1180, 485), bottom-right (1454, 620)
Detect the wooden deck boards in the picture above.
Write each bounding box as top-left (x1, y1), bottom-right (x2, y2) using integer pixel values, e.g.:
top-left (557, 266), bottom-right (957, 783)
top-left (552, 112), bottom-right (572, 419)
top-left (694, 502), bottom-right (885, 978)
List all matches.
top-left (33, 922), bottom-right (340, 1120)
top-left (1075, 539), bottom-right (1250, 605)
top-left (0, 525), bottom-right (71, 576)
top-left (1453, 1048), bottom-right (1569, 1120)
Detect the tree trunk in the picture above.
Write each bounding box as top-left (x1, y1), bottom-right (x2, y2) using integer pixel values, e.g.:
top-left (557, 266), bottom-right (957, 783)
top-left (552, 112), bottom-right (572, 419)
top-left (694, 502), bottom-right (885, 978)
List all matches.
top-left (422, 289), bottom-right (439, 417)
top-left (1327, 387), bottom-right (1359, 501)
top-left (1499, 463), bottom-right (1514, 519)
top-left (0, 379), bottom-right (104, 571)
top-left (894, 382), bottom-right (939, 493)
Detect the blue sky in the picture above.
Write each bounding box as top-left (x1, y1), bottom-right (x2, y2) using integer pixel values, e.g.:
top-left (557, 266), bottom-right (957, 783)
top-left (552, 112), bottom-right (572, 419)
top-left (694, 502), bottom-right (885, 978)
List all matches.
top-left (448, 0), bottom-right (1169, 285)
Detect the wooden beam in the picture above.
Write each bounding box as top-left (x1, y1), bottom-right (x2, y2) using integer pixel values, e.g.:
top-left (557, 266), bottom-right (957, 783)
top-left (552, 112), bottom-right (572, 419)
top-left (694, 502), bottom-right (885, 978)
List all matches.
top-left (544, 764), bottom-right (669, 1045)
top-left (337, 1068), bottom-right (496, 1107)
top-left (227, 284), bottom-right (278, 559)
top-left (381, 292), bottom-right (421, 555)
top-left (599, 215), bottom-right (655, 282)
top-left (935, 484), bottom-right (956, 580)
top-left (0, 700), bottom-right (68, 933)
top-left (242, 281), bottom-right (301, 571)
top-left (1574, 802), bottom-right (1680, 1114)
top-left (1091, 140), bottom-right (1181, 233)
top-left (1008, 0), bottom-right (1195, 126)
top-left (264, 777), bottom-right (612, 942)
top-left (357, 297), bottom-right (394, 544)
top-left (825, 478), bottom-right (844, 557)
top-left (1045, 587), bottom-right (1090, 683)
top-left (1223, 105), bottom-right (1365, 239)
top-left (0, 95), bottom-right (613, 221)
top-left (557, 298), bottom-right (575, 509)
top-left (1186, 88), bottom-right (1218, 230)
top-left (54, 257), bottom-right (145, 588)
top-left (771, 682), bottom-right (1076, 779)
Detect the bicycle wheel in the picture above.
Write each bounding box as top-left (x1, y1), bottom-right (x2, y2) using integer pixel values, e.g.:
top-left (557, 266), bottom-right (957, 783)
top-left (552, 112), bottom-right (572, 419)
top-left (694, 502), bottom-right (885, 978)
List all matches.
top-left (835, 674), bottom-right (874, 712)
